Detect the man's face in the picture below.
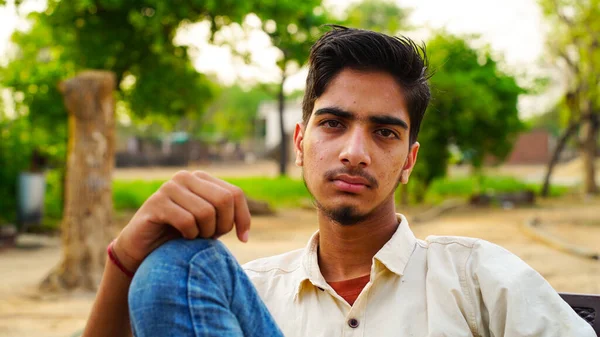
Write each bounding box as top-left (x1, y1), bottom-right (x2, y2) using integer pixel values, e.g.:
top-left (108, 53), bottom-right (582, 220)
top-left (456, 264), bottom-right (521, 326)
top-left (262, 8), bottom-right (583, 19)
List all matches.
top-left (294, 68), bottom-right (419, 225)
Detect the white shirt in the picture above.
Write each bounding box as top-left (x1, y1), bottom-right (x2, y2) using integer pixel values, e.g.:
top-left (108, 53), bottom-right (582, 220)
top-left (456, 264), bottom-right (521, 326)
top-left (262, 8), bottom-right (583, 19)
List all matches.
top-left (243, 214), bottom-right (596, 337)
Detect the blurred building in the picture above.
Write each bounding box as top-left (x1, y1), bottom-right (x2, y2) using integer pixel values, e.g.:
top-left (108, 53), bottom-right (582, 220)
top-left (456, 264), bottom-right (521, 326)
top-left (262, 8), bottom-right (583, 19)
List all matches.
top-left (115, 128), bottom-right (245, 167)
top-left (490, 129), bottom-right (576, 165)
top-left (255, 99), bottom-right (303, 161)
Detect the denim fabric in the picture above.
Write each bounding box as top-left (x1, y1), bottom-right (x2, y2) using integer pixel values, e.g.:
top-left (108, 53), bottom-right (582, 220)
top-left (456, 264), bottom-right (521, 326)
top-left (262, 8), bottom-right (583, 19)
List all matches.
top-left (128, 238), bottom-right (284, 337)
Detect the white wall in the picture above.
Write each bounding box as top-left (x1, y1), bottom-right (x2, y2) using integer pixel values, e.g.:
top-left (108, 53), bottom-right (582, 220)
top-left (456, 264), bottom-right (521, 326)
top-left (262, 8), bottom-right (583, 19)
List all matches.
top-left (258, 100), bottom-right (303, 151)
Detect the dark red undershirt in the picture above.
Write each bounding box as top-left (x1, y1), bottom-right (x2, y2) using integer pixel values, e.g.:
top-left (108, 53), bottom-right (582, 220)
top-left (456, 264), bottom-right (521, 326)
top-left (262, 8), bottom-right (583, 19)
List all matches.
top-left (328, 274), bottom-right (371, 306)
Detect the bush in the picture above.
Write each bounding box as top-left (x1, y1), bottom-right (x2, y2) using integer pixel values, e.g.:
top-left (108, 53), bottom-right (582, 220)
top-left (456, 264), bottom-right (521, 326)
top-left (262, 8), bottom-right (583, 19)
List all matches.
top-left (424, 175), bottom-right (569, 204)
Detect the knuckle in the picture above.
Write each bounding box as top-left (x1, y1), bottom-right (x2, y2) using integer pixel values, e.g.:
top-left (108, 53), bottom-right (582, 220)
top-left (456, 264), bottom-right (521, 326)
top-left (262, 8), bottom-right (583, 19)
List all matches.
top-left (193, 170), bottom-right (209, 179)
top-left (172, 170), bottom-right (191, 183)
top-left (197, 204), bottom-right (216, 222)
top-left (177, 211), bottom-right (196, 228)
top-left (161, 180), bottom-right (178, 192)
top-left (215, 190), bottom-right (234, 208)
top-left (230, 186), bottom-right (244, 199)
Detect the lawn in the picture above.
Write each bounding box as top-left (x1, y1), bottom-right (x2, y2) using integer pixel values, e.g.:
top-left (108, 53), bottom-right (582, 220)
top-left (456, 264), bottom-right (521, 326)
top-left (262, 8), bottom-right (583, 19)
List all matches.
top-left (36, 172), bottom-right (570, 231)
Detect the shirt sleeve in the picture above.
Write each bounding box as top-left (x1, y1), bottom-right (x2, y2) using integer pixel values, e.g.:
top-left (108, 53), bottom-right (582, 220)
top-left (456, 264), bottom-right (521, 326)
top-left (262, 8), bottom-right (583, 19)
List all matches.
top-left (466, 239), bottom-right (596, 337)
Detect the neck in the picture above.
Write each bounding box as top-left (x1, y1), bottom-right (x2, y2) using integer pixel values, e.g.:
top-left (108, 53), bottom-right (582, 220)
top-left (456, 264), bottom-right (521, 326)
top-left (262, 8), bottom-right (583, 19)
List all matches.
top-left (317, 200), bottom-right (399, 282)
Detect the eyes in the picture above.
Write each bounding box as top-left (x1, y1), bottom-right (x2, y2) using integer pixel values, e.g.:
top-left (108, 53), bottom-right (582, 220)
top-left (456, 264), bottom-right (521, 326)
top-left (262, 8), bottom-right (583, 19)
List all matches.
top-left (319, 119), bottom-right (400, 140)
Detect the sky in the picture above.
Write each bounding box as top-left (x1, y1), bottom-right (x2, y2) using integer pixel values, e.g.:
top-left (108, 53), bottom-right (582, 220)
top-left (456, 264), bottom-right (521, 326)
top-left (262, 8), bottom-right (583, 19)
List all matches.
top-left (0, 0), bottom-right (558, 117)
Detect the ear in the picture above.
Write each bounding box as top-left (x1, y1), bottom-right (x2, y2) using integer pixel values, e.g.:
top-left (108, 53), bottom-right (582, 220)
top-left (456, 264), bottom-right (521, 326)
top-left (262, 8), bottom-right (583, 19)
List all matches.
top-left (400, 142), bottom-right (420, 184)
top-left (293, 123), bottom-right (305, 167)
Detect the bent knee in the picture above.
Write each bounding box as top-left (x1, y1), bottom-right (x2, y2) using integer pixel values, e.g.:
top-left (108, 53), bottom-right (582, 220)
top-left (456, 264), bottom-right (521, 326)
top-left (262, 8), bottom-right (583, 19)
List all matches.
top-left (130, 238), bottom-right (230, 289)
top-left (128, 239), bottom-right (231, 324)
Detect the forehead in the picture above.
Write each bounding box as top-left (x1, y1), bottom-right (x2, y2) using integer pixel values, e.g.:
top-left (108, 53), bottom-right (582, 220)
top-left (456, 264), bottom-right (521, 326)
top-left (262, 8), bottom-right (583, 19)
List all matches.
top-left (312, 68), bottom-right (409, 121)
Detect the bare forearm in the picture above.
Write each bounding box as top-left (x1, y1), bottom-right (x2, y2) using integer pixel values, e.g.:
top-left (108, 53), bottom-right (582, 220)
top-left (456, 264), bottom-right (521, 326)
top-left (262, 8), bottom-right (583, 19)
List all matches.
top-left (82, 260), bottom-right (133, 337)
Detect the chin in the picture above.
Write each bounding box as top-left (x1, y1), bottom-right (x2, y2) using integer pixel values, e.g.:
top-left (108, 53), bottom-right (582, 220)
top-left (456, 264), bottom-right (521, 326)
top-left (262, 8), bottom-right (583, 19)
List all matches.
top-left (316, 201), bottom-right (371, 226)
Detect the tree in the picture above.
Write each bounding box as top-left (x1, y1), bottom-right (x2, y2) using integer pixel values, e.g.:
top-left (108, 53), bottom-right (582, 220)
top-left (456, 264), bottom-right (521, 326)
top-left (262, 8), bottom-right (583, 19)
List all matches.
top-left (256, 3), bottom-right (329, 176)
top-left (341, 4), bottom-right (523, 203)
top-left (344, 0), bottom-right (410, 35)
top-left (411, 33), bottom-right (524, 201)
top-left (41, 71), bottom-right (116, 291)
top-left (2, 0), bottom-right (328, 291)
top-left (200, 84), bottom-right (273, 142)
top-left (538, 0), bottom-right (600, 195)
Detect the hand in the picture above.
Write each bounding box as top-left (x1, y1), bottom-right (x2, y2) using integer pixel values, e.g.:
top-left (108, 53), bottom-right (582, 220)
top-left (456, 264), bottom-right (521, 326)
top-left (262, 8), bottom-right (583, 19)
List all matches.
top-left (112, 170), bottom-right (251, 272)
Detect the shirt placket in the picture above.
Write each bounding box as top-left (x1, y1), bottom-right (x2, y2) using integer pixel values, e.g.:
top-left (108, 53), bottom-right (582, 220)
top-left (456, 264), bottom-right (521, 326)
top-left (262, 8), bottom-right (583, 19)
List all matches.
top-left (343, 299), bottom-right (366, 337)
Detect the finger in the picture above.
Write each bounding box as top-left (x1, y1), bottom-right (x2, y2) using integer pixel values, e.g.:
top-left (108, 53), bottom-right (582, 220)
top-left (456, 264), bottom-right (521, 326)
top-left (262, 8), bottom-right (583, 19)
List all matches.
top-left (176, 175), bottom-right (234, 238)
top-left (154, 192), bottom-right (199, 240)
top-left (192, 171), bottom-right (251, 242)
top-left (164, 180), bottom-right (217, 239)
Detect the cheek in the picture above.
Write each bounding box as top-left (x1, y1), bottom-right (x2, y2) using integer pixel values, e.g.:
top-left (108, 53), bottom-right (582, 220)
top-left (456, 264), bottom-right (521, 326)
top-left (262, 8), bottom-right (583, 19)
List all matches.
top-left (305, 139), bottom-right (330, 163)
top-left (379, 151), bottom-right (406, 181)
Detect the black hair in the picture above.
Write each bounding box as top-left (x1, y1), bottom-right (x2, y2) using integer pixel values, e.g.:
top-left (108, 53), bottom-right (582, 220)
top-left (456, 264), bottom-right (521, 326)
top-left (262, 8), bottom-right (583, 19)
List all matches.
top-left (302, 25), bottom-right (431, 145)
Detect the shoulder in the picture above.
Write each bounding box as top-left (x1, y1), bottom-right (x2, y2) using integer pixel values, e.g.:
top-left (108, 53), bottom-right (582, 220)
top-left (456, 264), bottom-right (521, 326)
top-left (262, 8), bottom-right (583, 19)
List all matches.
top-left (242, 248), bottom-right (304, 277)
top-left (422, 235), bottom-right (546, 291)
top-left (421, 235), bottom-right (533, 281)
top-left (420, 235), bottom-right (482, 262)
top-left (423, 235), bottom-right (481, 249)
top-left (423, 236), bottom-right (531, 274)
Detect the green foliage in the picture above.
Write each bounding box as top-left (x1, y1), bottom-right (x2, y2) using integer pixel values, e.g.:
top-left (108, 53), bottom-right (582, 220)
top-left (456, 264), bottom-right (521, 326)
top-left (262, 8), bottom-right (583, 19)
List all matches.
top-left (200, 85), bottom-right (273, 141)
top-left (538, 0), bottom-right (600, 116)
top-left (0, 111), bottom-right (64, 222)
top-left (256, 1), bottom-right (329, 72)
top-left (538, 0), bottom-right (600, 193)
top-left (344, 0), bottom-right (410, 34)
top-left (525, 107), bottom-right (562, 136)
top-left (411, 33), bottom-right (525, 200)
top-left (43, 169), bottom-right (63, 219)
top-left (1, 0), bottom-right (328, 214)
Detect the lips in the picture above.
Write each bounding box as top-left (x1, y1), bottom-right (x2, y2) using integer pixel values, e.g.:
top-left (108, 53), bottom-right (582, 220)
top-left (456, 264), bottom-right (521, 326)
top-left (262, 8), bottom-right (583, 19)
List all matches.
top-left (334, 174), bottom-right (370, 186)
top-left (331, 174), bottom-right (370, 193)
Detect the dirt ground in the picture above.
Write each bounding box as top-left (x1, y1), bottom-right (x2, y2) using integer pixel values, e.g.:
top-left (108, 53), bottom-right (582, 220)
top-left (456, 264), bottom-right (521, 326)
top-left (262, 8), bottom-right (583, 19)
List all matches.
top-left (1, 197), bottom-right (599, 337)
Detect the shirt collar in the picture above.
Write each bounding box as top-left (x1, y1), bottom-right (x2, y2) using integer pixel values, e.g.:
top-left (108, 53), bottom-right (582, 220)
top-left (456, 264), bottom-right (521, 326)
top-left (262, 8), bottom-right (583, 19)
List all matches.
top-left (294, 213), bottom-right (417, 300)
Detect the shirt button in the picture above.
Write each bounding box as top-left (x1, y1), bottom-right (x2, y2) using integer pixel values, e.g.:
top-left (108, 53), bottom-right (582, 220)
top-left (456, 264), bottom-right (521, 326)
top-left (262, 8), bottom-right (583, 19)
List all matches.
top-left (348, 318), bottom-right (360, 328)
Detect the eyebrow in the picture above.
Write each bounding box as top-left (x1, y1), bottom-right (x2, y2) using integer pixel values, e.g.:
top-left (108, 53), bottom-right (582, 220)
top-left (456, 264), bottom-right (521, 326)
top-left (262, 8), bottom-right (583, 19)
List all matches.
top-left (314, 107), bottom-right (408, 130)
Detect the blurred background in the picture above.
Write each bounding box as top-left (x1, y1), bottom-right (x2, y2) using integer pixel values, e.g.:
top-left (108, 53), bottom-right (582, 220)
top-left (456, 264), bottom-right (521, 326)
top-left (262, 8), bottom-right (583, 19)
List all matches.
top-left (0, 0), bottom-right (598, 336)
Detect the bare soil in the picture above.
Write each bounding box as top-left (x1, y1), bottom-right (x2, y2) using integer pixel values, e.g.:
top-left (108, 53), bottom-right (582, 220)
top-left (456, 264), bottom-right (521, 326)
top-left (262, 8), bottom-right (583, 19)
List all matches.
top-left (1, 199), bottom-right (599, 337)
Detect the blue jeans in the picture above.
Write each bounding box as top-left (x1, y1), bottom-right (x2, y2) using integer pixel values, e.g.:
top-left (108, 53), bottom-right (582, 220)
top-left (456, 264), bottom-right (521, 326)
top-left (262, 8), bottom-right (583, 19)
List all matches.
top-left (128, 238), bottom-right (284, 337)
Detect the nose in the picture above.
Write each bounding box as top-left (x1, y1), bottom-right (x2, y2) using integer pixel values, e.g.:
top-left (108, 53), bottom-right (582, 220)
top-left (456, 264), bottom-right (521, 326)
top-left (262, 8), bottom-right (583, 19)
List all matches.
top-left (339, 127), bottom-right (372, 168)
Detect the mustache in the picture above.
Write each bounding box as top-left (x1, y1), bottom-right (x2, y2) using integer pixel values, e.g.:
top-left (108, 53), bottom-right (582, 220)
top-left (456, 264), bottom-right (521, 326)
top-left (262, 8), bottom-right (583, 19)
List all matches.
top-left (324, 167), bottom-right (379, 189)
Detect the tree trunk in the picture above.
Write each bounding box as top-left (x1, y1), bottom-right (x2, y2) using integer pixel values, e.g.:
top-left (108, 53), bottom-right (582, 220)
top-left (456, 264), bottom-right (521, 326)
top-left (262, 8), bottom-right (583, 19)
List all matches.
top-left (580, 113), bottom-right (599, 195)
top-left (541, 120), bottom-right (581, 197)
top-left (278, 73), bottom-right (287, 176)
top-left (41, 71), bottom-right (116, 292)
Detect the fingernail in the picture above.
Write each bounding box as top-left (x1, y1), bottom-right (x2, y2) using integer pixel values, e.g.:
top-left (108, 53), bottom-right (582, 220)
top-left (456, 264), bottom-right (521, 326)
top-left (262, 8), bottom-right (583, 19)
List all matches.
top-left (242, 231), bottom-right (249, 242)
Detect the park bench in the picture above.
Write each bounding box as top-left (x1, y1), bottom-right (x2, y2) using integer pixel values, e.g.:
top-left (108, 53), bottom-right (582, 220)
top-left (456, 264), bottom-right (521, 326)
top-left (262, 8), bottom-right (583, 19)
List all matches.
top-left (560, 292), bottom-right (600, 335)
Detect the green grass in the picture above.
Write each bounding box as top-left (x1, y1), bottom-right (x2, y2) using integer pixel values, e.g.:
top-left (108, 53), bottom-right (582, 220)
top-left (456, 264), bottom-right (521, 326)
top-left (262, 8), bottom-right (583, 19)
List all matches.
top-left (424, 175), bottom-right (570, 204)
top-left (113, 176), bottom-right (312, 211)
top-left (225, 177), bottom-right (311, 207)
top-left (34, 173), bottom-right (571, 231)
top-left (113, 180), bottom-right (164, 210)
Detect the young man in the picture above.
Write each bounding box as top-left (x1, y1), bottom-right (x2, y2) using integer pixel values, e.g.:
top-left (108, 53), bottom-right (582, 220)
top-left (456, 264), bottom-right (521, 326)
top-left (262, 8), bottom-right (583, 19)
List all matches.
top-left (83, 26), bottom-right (596, 337)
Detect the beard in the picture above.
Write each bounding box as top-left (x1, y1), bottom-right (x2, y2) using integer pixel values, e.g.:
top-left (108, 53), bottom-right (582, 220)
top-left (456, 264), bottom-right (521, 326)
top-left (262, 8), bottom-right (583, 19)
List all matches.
top-left (313, 201), bottom-right (369, 226)
top-left (303, 167), bottom-right (404, 226)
